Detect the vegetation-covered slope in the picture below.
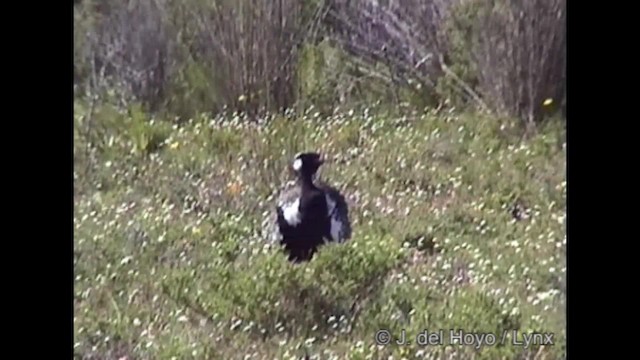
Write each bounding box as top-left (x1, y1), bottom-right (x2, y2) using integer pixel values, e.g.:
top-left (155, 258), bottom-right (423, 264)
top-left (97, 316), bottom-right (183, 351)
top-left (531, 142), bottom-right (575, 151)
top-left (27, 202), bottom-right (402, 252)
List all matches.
top-left (74, 104), bottom-right (566, 359)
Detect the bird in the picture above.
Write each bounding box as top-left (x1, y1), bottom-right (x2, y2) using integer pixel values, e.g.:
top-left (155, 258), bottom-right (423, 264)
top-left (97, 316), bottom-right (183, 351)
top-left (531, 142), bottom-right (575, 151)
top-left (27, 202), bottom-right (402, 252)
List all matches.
top-left (268, 151), bottom-right (351, 263)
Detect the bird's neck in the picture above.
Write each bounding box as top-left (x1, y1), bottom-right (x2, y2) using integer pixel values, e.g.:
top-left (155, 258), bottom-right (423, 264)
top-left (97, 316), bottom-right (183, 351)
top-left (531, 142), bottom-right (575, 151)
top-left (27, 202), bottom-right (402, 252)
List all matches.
top-left (297, 173), bottom-right (317, 190)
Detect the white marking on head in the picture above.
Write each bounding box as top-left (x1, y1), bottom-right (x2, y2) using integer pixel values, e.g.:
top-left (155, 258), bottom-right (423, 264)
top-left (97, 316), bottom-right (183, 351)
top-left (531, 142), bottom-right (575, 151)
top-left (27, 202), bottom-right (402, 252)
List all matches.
top-left (282, 198), bottom-right (301, 226)
top-left (292, 158), bottom-right (303, 171)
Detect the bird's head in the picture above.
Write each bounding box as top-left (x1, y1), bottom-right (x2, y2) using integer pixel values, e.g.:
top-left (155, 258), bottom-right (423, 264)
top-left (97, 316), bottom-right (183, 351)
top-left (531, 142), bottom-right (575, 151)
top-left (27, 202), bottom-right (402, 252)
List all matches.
top-left (292, 151), bottom-right (325, 178)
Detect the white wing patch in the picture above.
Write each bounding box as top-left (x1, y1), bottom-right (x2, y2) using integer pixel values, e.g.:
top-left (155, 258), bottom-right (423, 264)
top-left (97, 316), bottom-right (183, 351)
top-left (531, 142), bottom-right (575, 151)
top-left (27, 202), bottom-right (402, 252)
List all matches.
top-left (325, 194), bottom-right (344, 242)
top-left (281, 198), bottom-right (302, 226)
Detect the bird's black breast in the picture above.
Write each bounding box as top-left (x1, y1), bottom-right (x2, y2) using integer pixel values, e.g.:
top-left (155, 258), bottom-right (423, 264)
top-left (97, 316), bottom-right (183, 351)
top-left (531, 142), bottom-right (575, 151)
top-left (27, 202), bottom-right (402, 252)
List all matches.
top-left (279, 189), bottom-right (331, 262)
top-left (298, 190), bottom-right (330, 236)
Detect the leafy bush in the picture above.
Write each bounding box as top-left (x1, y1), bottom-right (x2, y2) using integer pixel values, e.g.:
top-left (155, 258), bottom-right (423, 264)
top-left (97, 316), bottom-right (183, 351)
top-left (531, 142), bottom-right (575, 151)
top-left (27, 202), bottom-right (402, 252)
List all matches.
top-left (323, 0), bottom-right (565, 123)
top-left (473, 0), bottom-right (566, 124)
top-left (75, 0), bottom-right (324, 118)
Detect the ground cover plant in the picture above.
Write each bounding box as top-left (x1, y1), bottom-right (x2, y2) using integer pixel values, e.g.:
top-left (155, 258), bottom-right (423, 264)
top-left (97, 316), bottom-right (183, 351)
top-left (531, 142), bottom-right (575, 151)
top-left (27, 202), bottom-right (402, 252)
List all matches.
top-left (74, 103), bottom-right (566, 359)
top-left (74, 0), bottom-right (565, 358)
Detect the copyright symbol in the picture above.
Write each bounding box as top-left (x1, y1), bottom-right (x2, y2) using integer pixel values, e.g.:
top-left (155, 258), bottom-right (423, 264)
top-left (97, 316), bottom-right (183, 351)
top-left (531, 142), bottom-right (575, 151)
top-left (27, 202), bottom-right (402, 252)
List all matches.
top-left (375, 329), bottom-right (391, 345)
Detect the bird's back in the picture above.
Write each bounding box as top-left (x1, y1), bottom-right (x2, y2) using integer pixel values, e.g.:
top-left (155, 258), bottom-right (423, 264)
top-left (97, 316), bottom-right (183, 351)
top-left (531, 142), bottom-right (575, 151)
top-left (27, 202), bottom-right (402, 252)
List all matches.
top-left (316, 180), bottom-right (352, 242)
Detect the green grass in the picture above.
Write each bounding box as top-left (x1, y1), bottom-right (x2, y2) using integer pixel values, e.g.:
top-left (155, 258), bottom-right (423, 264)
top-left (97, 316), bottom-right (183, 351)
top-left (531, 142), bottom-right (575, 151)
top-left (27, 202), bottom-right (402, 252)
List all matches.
top-left (74, 103), bottom-right (566, 359)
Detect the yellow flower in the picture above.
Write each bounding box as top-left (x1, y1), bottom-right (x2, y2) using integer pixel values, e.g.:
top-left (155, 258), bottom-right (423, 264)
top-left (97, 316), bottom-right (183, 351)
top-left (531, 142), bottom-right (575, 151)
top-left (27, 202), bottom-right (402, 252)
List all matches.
top-left (227, 181), bottom-right (242, 196)
top-left (192, 227), bottom-right (201, 235)
top-left (169, 141), bottom-right (180, 149)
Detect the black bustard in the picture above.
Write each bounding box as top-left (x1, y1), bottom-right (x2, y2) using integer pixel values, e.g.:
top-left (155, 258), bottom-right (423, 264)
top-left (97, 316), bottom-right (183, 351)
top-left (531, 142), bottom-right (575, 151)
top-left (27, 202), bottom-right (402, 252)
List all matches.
top-left (268, 152), bottom-right (351, 262)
